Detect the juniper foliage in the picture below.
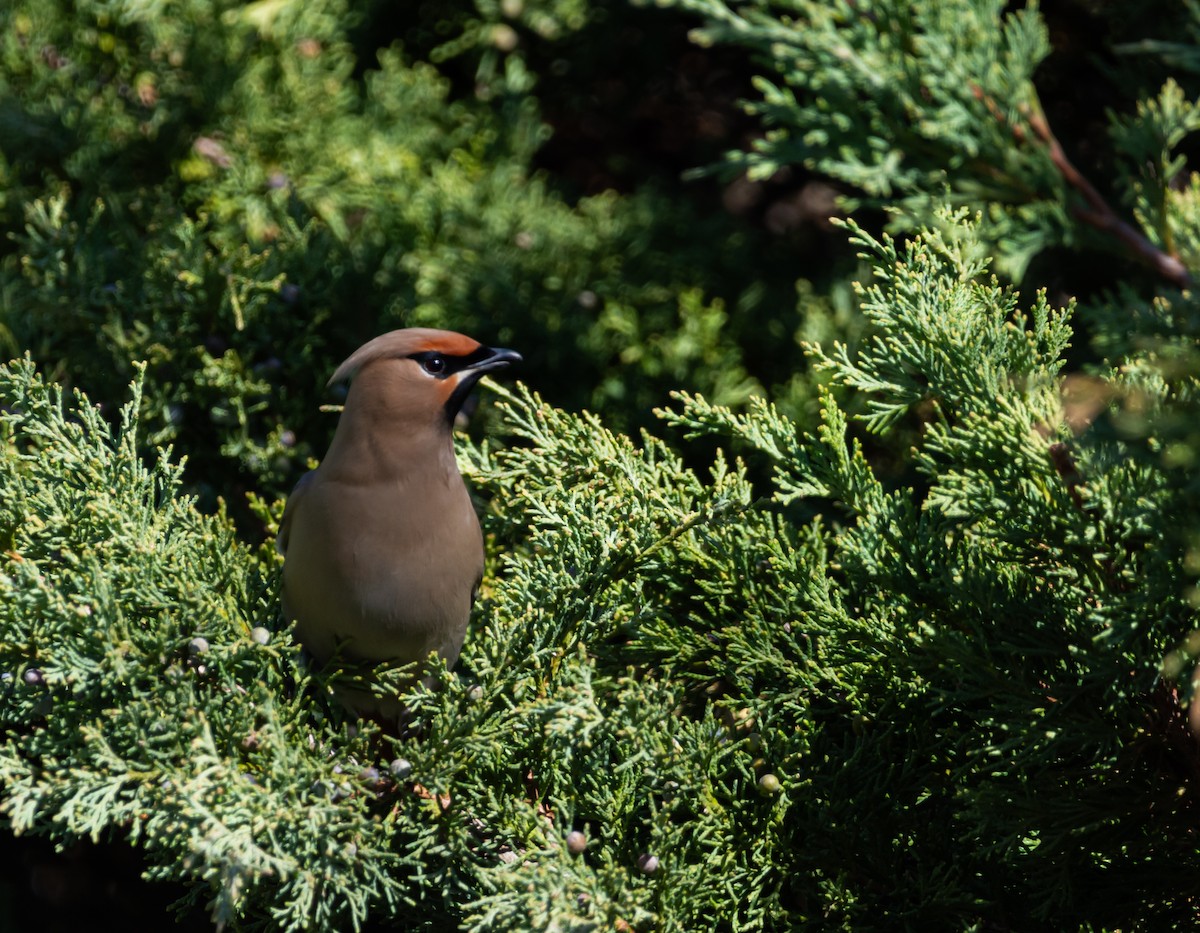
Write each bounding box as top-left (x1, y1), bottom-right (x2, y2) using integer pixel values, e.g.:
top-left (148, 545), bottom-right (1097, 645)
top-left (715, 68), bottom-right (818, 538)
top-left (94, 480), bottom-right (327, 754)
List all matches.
top-left (3, 211), bottom-right (1197, 929)
top-left (0, 0), bottom-right (800, 504)
top-left (664, 0), bottom-right (1200, 285)
top-left (4, 0), bottom-right (1200, 930)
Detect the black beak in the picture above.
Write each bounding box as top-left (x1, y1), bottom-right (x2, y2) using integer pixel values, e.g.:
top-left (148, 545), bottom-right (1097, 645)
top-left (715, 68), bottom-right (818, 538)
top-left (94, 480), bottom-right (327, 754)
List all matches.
top-left (467, 347), bottom-right (522, 375)
top-left (446, 346), bottom-right (520, 423)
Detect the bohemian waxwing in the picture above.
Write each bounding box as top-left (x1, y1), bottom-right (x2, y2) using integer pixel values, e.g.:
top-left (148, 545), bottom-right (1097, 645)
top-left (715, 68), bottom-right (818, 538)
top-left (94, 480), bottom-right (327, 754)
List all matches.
top-left (277, 328), bottom-right (520, 720)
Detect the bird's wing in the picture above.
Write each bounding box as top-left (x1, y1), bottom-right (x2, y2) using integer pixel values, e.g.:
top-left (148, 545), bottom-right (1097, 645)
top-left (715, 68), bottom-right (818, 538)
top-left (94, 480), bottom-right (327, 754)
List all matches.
top-left (276, 470), bottom-right (317, 556)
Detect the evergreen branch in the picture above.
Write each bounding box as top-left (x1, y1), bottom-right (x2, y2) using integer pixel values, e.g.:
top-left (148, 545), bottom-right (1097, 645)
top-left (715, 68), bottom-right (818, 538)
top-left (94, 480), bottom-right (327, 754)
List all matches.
top-left (1026, 108), bottom-right (1192, 289)
top-left (5, 1), bottom-right (1200, 923)
top-left (973, 81), bottom-right (1192, 288)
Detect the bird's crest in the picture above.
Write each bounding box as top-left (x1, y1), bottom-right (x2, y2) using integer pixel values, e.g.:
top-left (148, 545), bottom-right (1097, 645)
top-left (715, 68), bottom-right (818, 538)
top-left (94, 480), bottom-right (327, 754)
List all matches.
top-left (328, 328), bottom-right (483, 387)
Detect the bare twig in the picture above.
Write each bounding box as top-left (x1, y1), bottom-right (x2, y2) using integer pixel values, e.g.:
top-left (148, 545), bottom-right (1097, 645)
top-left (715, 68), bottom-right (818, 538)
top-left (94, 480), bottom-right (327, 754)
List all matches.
top-left (971, 85), bottom-right (1192, 289)
top-left (1025, 109), bottom-right (1192, 289)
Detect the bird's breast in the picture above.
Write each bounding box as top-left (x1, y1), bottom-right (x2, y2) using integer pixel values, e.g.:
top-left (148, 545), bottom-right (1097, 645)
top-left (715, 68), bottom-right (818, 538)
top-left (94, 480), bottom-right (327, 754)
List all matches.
top-left (281, 467), bottom-right (483, 667)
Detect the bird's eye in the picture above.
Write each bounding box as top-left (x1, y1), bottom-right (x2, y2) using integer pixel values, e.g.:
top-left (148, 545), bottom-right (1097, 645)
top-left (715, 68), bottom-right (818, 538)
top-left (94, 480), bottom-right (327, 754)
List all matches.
top-left (421, 355), bottom-right (446, 375)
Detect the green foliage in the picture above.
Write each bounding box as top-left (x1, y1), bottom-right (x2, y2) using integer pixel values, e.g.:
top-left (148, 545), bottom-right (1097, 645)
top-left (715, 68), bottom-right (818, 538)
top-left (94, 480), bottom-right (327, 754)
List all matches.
top-left (663, 215), bottom-right (1200, 928)
top-left (4, 211), bottom-right (1199, 929)
top-left (410, 0), bottom-right (593, 65)
top-left (0, 0), bottom-right (803, 505)
top-left (818, 211), bottom-right (1073, 432)
top-left (5, 0), bottom-right (1200, 930)
top-left (0, 360), bottom-right (401, 929)
top-left (659, 0), bottom-right (1061, 277)
top-left (1109, 78), bottom-right (1200, 267)
top-left (0, 342), bottom-right (798, 931)
top-left (661, 0), bottom-right (1200, 284)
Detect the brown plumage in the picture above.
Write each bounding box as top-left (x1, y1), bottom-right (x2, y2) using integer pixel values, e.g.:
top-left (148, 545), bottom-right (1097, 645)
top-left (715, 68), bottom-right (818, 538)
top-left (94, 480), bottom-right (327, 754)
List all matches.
top-left (277, 328), bottom-right (520, 720)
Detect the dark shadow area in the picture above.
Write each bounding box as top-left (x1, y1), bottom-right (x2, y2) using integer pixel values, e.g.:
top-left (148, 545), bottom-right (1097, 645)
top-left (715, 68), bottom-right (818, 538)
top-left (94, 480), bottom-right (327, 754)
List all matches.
top-left (0, 833), bottom-right (211, 932)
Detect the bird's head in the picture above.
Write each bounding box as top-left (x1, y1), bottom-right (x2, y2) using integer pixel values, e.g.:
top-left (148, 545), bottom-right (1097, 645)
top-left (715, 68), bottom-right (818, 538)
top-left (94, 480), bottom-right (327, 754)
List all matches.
top-left (329, 328), bottom-right (521, 428)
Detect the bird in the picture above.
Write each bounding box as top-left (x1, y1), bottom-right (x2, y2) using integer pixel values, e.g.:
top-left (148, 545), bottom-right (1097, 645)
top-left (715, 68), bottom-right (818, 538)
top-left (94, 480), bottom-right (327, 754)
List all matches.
top-left (277, 328), bottom-right (520, 721)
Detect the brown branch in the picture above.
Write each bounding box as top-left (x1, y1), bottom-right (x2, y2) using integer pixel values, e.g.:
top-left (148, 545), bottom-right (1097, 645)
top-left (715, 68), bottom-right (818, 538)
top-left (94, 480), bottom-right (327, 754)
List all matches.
top-left (1025, 109), bottom-right (1192, 289)
top-left (970, 85), bottom-right (1192, 289)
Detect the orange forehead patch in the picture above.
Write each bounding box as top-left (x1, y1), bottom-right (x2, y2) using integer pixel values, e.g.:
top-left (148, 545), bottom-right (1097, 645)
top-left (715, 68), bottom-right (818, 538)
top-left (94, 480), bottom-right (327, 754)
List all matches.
top-left (327, 328), bottom-right (487, 388)
top-left (410, 330), bottom-right (481, 357)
